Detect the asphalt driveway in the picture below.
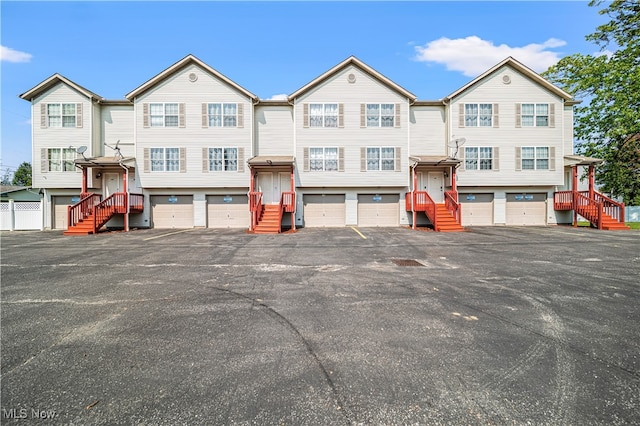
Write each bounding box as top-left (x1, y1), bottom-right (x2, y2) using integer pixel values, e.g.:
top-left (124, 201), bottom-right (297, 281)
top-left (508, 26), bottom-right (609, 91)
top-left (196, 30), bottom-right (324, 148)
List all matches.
top-left (1, 226), bottom-right (639, 425)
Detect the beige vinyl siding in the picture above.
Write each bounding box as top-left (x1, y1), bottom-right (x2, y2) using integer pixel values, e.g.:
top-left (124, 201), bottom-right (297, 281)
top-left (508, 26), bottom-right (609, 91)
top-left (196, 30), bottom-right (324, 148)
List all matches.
top-left (452, 65), bottom-right (565, 188)
top-left (136, 64), bottom-right (252, 189)
top-left (254, 105), bottom-right (294, 156)
top-left (101, 105), bottom-right (135, 157)
top-left (409, 105), bottom-right (446, 156)
top-left (294, 64), bottom-right (409, 188)
top-left (31, 84), bottom-right (92, 189)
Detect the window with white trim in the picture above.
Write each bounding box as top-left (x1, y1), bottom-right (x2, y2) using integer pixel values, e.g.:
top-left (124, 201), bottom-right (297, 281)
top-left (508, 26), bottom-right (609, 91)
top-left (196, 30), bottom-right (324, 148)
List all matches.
top-left (464, 147), bottom-right (494, 170)
top-left (47, 148), bottom-right (76, 172)
top-left (366, 147), bottom-right (395, 171)
top-left (207, 103), bottom-right (238, 127)
top-left (366, 103), bottom-right (395, 127)
top-left (309, 104), bottom-right (338, 128)
top-left (150, 103), bottom-right (179, 127)
top-left (309, 147), bottom-right (338, 171)
top-left (47, 103), bottom-right (77, 127)
top-left (465, 103), bottom-right (493, 127)
top-left (521, 103), bottom-right (549, 127)
top-left (208, 147), bottom-right (238, 171)
top-left (521, 146), bottom-right (549, 170)
top-left (150, 147), bottom-right (180, 171)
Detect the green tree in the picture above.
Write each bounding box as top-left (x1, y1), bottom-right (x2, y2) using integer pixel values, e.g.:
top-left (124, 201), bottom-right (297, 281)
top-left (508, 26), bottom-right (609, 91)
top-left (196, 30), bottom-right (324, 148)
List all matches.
top-left (12, 162), bottom-right (32, 187)
top-left (543, 0), bottom-right (640, 205)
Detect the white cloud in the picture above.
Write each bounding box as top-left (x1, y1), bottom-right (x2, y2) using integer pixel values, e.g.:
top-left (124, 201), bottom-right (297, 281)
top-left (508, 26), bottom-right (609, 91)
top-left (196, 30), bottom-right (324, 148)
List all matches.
top-left (1, 45), bottom-right (33, 63)
top-left (414, 36), bottom-right (566, 76)
top-left (267, 94), bottom-right (288, 100)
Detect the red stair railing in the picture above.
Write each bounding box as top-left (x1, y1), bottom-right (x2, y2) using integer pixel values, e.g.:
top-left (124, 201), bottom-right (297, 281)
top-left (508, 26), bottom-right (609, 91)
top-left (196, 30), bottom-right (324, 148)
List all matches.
top-left (249, 191), bottom-right (263, 231)
top-left (92, 193), bottom-right (126, 234)
top-left (444, 190), bottom-right (461, 225)
top-left (68, 193), bottom-right (102, 228)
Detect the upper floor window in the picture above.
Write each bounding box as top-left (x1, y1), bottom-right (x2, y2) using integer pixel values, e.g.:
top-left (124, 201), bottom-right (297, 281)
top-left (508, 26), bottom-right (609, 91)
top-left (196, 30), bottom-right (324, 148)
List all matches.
top-left (309, 147), bottom-right (338, 171)
top-left (309, 104), bottom-right (338, 128)
top-left (208, 147), bottom-right (238, 171)
top-left (465, 104), bottom-right (493, 127)
top-left (366, 147), bottom-right (396, 171)
top-left (46, 148), bottom-right (76, 172)
top-left (520, 146), bottom-right (549, 170)
top-left (464, 147), bottom-right (495, 170)
top-left (518, 103), bottom-right (553, 127)
top-left (366, 103), bottom-right (395, 127)
top-left (150, 103), bottom-right (179, 127)
top-left (206, 103), bottom-right (237, 127)
top-left (150, 147), bottom-right (181, 172)
top-left (41, 103), bottom-right (82, 128)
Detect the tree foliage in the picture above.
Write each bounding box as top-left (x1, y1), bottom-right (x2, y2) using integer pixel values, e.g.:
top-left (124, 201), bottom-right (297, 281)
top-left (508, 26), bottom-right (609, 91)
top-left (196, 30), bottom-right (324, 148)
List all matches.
top-left (542, 0), bottom-right (640, 205)
top-left (12, 162), bottom-right (32, 187)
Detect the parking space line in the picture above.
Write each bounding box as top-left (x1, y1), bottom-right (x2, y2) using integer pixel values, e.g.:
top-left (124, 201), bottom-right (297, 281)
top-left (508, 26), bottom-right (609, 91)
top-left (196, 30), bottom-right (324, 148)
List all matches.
top-left (350, 226), bottom-right (367, 239)
top-left (143, 229), bottom-right (193, 241)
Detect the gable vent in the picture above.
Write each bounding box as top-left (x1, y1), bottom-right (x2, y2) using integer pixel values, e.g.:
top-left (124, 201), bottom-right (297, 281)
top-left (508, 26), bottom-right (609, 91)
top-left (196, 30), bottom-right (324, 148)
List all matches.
top-left (502, 75), bottom-right (511, 84)
top-left (188, 72), bottom-right (198, 82)
top-left (347, 73), bottom-right (356, 84)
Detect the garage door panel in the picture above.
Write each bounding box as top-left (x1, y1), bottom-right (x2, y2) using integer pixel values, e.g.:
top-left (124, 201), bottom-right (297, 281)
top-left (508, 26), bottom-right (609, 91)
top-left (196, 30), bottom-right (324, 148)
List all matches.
top-left (151, 196), bottom-right (194, 229)
top-left (207, 195), bottom-right (249, 228)
top-left (53, 196), bottom-right (74, 229)
top-left (460, 193), bottom-right (494, 226)
top-left (304, 194), bottom-right (345, 227)
top-left (357, 194), bottom-right (399, 227)
top-left (506, 193), bottom-right (546, 226)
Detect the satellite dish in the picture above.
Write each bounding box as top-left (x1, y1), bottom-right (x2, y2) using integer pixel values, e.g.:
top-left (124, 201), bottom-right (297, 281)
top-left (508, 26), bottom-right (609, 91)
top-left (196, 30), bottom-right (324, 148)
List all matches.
top-left (447, 137), bottom-right (467, 159)
top-left (76, 146), bottom-right (87, 154)
top-left (105, 140), bottom-right (123, 159)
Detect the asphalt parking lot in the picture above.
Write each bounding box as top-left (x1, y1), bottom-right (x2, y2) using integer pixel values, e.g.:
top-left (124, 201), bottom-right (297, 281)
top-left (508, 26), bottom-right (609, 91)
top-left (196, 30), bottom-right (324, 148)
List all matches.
top-left (1, 226), bottom-right (639, 425)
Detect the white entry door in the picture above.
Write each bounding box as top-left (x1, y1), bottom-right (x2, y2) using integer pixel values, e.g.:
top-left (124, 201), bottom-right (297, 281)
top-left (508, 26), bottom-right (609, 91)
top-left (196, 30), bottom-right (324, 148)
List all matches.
top-left (257, 172), bottom-right (290, 204)
top-left (104, 173), bottom-right (121, 197)
top-left (426, 172), bottom-right (444, 203)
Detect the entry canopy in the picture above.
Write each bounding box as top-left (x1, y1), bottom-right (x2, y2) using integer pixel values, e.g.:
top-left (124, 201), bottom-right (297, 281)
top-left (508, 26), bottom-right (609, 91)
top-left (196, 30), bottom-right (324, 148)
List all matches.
top-left (409, 156), bottom-right (461, 167)
top-left (247, 156), bottom-right (296, 167)
top-left (74, 156), bottom-right (136, 167)
top-left (564, 155), bottom-right (603, 166)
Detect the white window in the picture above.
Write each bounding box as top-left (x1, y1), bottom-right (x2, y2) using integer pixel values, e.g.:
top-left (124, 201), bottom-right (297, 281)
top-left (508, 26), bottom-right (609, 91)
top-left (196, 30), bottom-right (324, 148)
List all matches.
top-left (47, 103), bottom-right (77, 127)
top-left (150, 103), bottom-right (179, 127)
top-left (521, 103), bottom-right (549, 127)
top-left (208, 147), bottom-right (238, 171)
top-left (206, 103), bottom-right (238, 127)
top-left (465, 103), bottom-right (493, 127)
top-left (309, 104), bottom-right (338, 128)
top-left (366, 147), bottom-right (395, 171)
top-left (465, 147), bottom-right (494, 170)
top-left (47, 148), bottom-right (76, 172)
top-left (521, 146), bottom-right (549, 170)
top-left (309, 147), bottom-right (338, 171)
top-left (366, 103), bottom-right (395, 127)
top-left (150, 148), bottom-right (180, 172)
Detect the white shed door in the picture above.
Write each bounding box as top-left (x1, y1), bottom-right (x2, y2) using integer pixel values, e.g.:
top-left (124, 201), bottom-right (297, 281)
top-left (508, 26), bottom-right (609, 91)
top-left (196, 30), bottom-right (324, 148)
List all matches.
top-left (207, 195), bottom-right (249, 228)
top-left (460, 193), bottom-right (494, 226)
top-left (357, 194), bottom-right (399, 227)
top-left (506, 193), bottom-right (547, 226)
top-left (303, 194), bottom-right (345, 227)
top-left (151, 195), bottom-right (194, 229)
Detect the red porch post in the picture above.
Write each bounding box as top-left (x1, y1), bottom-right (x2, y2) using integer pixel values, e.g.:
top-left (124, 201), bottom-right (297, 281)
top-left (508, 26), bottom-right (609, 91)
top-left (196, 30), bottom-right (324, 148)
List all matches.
top-left (123, 170), bottom-right (129, 232)
top-left (412, 167), bottom-right (418, 229)
top-left (81, 168), bottom-right (88, 194)
top-left (572, 165), bottom-right (579, 227)
top-left (451, 166), bottom-right (458, 202)
top-left (588, 164), bottom-right (595, 199)
top-left (290, 167), bottom-right (296, 231)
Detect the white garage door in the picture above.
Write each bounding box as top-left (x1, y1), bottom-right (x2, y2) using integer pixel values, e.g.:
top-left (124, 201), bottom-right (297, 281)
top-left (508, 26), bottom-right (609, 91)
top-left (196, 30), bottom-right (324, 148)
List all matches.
top-left (53, 196), bottom-right (74, 230)
top-left (357, 194), bottom-right (399, 227)
top-left (460, 193), bottom-right (494, 226)
top-left (151, 195), bottom-right (194, 229)
top-left (207, 195), bottom-right (249, 228)
top-left (506, 193), bottom-right (547, 226)
top-left (303, 194), bottom-right (345, 227)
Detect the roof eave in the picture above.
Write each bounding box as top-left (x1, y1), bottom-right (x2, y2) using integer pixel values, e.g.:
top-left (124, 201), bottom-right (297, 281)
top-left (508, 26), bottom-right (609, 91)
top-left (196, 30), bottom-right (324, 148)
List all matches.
top-left (19, 73), bottom-right (102, 102)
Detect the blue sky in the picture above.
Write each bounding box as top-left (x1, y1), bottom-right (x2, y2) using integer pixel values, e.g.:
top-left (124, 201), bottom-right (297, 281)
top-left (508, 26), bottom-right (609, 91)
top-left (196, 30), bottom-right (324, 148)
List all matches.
top-left (1, 1), bottom-right (607, 177)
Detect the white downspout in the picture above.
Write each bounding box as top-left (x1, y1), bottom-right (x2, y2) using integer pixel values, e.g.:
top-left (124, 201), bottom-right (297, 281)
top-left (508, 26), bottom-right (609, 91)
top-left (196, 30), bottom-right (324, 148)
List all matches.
top-left (119, 162), bottom-right (130, 232)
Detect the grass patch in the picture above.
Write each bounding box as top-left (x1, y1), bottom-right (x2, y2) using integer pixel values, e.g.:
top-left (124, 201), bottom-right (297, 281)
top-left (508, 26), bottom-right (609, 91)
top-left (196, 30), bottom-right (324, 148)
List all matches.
top-left (577, 221), bottom-right (639, 229)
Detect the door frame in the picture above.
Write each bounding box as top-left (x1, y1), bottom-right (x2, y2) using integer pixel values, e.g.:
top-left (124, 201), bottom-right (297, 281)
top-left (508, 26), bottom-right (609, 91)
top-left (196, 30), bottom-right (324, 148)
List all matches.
top-left (426, 171), bottom-right (445, 203)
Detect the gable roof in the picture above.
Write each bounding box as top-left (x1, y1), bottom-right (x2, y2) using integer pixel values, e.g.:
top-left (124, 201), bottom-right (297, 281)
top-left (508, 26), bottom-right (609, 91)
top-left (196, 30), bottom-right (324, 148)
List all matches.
top-left (444, 56), bottom-right (576, 103)
top-left (288, 56), bottom-right (416, 101)
top-left (19, 74), bottom-right (103, 102)
top-left (125, 54), bottom-right (257, 101)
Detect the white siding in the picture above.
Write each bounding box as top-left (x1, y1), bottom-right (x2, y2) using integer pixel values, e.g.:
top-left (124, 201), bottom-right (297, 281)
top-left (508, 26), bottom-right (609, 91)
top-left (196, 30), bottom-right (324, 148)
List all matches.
top-left (135, 63), bottom-right (252, 189)
top-left (254, 105), bottom-right (294, 156)
top-left (31, 84), bottom-right (92, 189)
top-left (409, 105), bottom-right (446, 156)
top-left (295, 64), bottom-right (409, 188)
top-left (101, 105), bottom-right (135, 158)
top-left (453, 65), bottom-right (565, 188)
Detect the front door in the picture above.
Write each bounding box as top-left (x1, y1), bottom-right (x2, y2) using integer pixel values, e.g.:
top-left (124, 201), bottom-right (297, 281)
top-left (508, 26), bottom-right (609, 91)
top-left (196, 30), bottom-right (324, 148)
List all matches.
top-left (257, 172), bottom-right (290, 204)
top-left (427, 172), bottom-right (444, 203)
top-left (104, 173), bottom-right (120, 197)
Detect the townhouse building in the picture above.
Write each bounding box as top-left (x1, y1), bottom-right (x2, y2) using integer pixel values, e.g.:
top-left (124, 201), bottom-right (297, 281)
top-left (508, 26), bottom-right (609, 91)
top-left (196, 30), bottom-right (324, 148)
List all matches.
top-left (19, 54), bottom-right (628, 234)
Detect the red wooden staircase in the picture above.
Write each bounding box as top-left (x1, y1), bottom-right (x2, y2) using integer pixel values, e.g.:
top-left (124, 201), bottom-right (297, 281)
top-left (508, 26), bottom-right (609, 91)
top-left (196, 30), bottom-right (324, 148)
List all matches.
top-left (406, 190), bottom-right (464, 232)
top-left (434, 203), bottom-right (465, 232)
top-left (249, 191), bottom-right (296, 234)
top-left (253, 204), bottom-right (282, 234)
top-left (64, 192), bottom-right (144, 235)
top-left (554, 190), bottom-right (629, 230)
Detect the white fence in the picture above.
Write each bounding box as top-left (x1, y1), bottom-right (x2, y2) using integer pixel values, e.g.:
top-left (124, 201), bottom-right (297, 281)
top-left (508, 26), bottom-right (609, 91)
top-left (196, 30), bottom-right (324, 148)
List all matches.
top-left (1, 200), bottom-right (43, 231)
top-left (626, 206), bottom-right (640, 222)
